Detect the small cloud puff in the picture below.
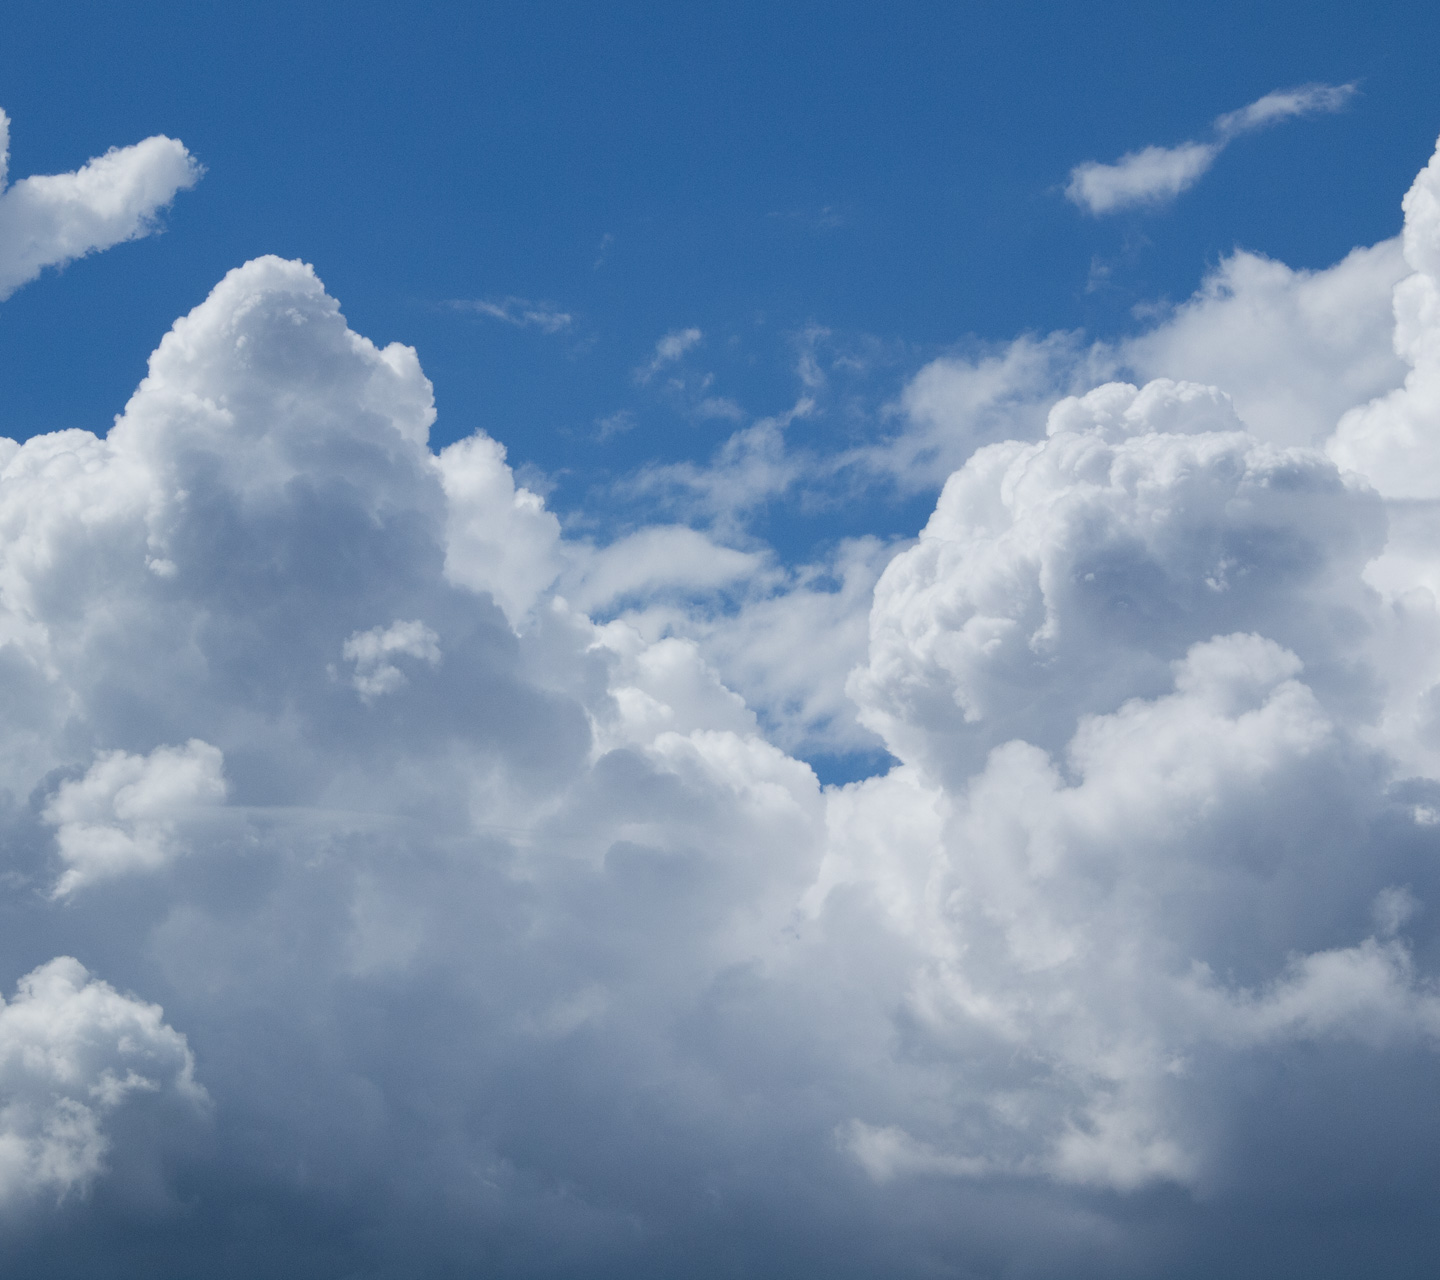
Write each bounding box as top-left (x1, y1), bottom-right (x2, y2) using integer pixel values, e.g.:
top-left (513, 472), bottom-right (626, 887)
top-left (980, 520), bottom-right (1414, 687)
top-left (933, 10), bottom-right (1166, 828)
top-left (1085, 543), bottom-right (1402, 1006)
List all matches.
top-left (342, 620), bottom-right (442, 700)
top-left (44, 741), bottom-right (227, 897)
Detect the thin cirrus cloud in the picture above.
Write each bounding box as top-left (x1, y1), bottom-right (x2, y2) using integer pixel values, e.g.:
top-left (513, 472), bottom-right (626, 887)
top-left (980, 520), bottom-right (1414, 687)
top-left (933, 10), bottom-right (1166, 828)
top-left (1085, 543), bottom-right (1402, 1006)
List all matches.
top-left (1066, 81), bottom-right (1357, 214)
top-left (449, 294), bottom-right (573, 332)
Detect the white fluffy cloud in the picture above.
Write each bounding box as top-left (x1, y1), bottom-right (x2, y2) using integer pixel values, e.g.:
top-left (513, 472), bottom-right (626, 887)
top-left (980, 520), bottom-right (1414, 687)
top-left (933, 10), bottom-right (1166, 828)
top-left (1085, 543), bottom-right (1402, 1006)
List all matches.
top-left (6, 114), bottom-right (1440, 1279)
top-left (1329, 139), bottom-right (1440, 497)
top-left (852, 377), bottom-right (1383, 784)
top-left (44, 740), bottom-right (227, 896)
top-left (0, 110), bottom-right (201, 299)
top-left (1123, 240), bottom-right (1408, 446)
top-left (0, 959), bottom-right (203, 1208)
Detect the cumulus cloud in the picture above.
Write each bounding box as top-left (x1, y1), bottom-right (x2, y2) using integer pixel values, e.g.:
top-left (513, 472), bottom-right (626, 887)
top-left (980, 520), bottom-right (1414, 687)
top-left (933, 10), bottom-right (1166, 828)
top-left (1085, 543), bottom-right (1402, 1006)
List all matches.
top-left (1066, 82), bottom-right (1356, 214)
top-left (1122, 239), bottom-right (1407, 445)
top-left (9, 117), bottom-right (1440, 1279)
top-left (882, 225), bottom-right (1405, 480)
top-left (1329, 139), bottom-right (1440, 497)
top-left (0, 109), bottom-right (201, 299)
top-left (0, 959), bottom-right (203, 1208)
top-left (44, 740), bottom-right (227, 896)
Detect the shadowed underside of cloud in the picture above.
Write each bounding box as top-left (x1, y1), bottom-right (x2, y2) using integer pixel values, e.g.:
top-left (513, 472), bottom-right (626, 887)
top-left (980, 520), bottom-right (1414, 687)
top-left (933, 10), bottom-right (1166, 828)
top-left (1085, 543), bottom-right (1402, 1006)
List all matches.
top-left (1066, 82), bottom-right (1355, 214)
top-left (4, 115), bottom-right (1440, 1280)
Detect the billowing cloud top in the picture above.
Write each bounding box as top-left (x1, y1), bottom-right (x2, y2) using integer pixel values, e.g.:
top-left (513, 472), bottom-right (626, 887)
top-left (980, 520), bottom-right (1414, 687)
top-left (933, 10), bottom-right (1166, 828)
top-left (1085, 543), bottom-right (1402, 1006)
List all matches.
top-left (3, 114), bottom-right (1440, 1279)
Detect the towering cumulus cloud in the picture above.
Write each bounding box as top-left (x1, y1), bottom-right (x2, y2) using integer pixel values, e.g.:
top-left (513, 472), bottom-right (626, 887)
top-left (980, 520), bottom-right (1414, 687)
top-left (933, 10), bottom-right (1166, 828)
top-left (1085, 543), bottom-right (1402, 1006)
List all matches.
top-left (5, 128), bottom-right (1440, 1278)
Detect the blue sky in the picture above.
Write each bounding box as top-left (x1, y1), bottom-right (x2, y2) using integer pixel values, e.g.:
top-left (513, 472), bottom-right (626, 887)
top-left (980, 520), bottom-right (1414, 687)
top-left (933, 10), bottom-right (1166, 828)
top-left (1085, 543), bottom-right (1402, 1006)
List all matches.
top-left (7, 5), bottom-right (1440, 1277)
top-left (3, 1), bottom-right (1435, 509)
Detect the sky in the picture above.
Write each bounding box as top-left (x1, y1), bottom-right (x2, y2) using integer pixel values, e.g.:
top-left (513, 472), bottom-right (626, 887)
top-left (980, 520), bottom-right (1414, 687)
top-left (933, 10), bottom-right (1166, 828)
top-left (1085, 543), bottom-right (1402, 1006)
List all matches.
top-left (4, 2), bottom-right (1440, 1276)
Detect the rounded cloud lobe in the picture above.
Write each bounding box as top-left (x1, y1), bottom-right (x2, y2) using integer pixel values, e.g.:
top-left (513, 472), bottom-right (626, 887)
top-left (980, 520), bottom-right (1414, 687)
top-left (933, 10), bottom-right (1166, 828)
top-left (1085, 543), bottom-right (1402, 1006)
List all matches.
top-left (3, 142), bottom-right (1440, 1279)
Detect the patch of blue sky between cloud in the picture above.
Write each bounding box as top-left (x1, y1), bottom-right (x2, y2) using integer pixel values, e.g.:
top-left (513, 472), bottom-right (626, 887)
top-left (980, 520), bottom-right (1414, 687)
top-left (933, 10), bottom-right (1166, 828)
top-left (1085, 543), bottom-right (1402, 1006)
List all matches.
top-left (1066, 81), bottom-right (1357, 215)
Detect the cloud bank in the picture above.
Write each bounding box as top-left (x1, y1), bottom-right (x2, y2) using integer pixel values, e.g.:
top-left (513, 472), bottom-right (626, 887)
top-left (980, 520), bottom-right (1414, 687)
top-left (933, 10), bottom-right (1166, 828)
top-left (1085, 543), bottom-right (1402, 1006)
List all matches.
top-left (3, 112), bottom-right (1440, 1279)
top-left (1066, 82), bottom-right (1356, 214)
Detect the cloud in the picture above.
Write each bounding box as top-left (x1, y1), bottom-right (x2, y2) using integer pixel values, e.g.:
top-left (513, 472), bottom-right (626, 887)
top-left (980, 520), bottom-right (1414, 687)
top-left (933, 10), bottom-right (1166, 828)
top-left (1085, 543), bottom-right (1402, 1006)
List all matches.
top-left (0, 109), bottom-right (201, 298)
top-left (636, 326), bottom-right (702, 382)
top-left (767, 205), bottom-right (846, 231)
top-left (1067, 140), bottom-right (1219, 216)
top-left (595, 408), bottom-right (636, 440)
top-left (1213, 82), bottom-right (1359, 141)
top-left (44, 740), bottom-right (227, 896)
top-left (449, 295), bottom-right (572, 332)
top-left (1121, 238), bottom-right (1407, 445)
top-left (342, 619), bottom-right (442, 700)
top-left (626, 396), bottom-right (815, 529)
top-left (558, 524), bottom-right (767, 616)
top-left (436, 429), bottom-right (563, 625)
top-left (850, 377), bottom-right (1383, 786)
top-left (857, 330), bottom-right (1105, 489)
top-left (1329, 138), bottom-right (1440, 499)
top-left (652, 536), bottom-right (899, 757)
top-left (882, 223), bottom-right (1405, 481)
top-left (11, 121), bottom-right (1440, 1279)
top-left (0, 958), bottom-right (204, 1208)
top-left (1066, 82), bottom-right (1356, 214)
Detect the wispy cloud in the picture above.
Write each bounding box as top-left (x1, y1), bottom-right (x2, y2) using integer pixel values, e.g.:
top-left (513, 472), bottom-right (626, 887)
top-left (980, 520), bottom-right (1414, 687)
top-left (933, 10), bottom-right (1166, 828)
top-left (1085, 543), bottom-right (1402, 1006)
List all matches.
top-left (449, 295), bottom-right (573, 333)
top-left (1213, 83), bottom-right (1356, 141)
top-left (1066, 82), bottom-right (1357, 215)
top-left (635, 326), bottom-right (702, 383)
top-left (595, 408), bottom-right (636, 441)
top-left (695, 396), bottom-right (745, 421)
